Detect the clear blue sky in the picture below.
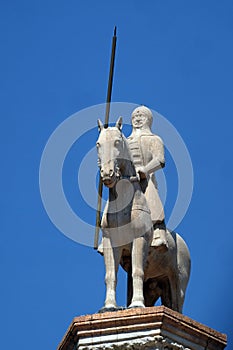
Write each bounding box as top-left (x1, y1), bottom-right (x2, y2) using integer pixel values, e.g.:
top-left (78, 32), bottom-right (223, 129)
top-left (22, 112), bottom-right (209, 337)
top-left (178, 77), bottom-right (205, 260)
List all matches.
top-left (1, 1), bottom-right (233, 349)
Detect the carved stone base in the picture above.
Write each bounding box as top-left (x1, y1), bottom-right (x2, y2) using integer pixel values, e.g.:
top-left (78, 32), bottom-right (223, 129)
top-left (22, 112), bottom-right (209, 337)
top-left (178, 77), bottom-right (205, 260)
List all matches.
top-left (57, 306), bottom-right (227, 350)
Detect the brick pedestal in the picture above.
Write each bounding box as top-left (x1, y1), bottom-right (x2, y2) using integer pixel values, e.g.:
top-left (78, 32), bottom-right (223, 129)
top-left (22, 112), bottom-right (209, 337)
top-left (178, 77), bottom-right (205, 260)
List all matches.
top-left (57, 306), bottom-right (227, 350)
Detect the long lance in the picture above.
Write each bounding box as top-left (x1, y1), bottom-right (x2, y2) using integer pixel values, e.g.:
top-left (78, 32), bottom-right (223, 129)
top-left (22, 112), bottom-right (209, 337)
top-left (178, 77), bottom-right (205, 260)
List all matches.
top-left (94, 27), bottom-right (117, 249)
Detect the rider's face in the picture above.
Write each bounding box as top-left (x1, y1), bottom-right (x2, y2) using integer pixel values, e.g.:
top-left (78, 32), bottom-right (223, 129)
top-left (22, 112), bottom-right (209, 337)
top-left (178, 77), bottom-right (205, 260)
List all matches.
top-left (131, 111), bottom-right (148, 129)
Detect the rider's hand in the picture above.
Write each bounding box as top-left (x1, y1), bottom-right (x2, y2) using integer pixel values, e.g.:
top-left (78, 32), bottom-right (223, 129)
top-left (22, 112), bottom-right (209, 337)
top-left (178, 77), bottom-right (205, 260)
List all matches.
top-left (136, 166), bottom-right (148, 180)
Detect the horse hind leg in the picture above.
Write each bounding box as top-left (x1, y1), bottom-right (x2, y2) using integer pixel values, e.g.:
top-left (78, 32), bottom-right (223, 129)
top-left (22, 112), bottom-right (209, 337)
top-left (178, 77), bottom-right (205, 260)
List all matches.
top-left (176, 272), bottom-right (190, 313)
top-left (158, 278), bottom-right (171, 309)
top-left (167, 275), bottom-right (183, 313)
top-left (127, 269), bottom-right (133, 307)
top-left (177, 288), bottom-right (185, 313)
top-left (143, 279), bottom-right (162, 307)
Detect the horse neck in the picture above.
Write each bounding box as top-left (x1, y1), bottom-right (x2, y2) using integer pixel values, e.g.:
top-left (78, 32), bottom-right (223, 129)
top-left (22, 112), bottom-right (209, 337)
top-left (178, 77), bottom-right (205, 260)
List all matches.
top-left (109, 136), bottom-right (139, 201)
top-left (120, 135), bottom-right (136, 178)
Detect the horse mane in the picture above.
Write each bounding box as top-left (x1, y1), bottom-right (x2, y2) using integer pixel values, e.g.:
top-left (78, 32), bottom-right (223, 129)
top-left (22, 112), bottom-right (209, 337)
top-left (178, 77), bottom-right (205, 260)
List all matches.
top-left (120, 131), bottom-right (136, 178)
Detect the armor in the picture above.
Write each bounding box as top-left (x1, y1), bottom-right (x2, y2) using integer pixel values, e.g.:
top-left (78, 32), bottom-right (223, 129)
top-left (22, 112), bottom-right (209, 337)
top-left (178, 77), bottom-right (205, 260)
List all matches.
top-left (128, 105), bottom-right (168, 252)
top-left (128, 134), bottom-right (164, 223)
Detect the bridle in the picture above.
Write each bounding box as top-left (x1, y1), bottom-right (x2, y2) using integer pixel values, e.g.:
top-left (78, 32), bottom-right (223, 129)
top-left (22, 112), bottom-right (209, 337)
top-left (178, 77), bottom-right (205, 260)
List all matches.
top-left (98, 130), bottom-right (140, 184)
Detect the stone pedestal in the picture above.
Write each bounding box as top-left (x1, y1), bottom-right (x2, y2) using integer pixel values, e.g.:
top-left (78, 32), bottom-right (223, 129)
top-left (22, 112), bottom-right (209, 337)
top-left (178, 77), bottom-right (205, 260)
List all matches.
top-left (57, 306), bottom-right (227, 350)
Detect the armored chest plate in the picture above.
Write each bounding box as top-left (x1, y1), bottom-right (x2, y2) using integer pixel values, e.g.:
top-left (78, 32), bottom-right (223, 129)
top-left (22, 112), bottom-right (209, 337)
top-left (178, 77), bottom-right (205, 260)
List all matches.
top-left (128, 139), bottom-right (144, 167)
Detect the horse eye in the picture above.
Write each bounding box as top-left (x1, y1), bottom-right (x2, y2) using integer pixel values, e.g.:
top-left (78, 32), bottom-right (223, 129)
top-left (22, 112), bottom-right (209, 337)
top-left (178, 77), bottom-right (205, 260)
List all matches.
top-left (96, 142), bottom-right (100, 148)
top-left (114, 140), bottom-right (120, 147)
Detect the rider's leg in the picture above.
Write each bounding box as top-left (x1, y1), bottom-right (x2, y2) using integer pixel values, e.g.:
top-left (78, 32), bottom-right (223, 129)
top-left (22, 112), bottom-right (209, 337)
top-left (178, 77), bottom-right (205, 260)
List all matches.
top-left (151, 220), bottom-right (168, 252)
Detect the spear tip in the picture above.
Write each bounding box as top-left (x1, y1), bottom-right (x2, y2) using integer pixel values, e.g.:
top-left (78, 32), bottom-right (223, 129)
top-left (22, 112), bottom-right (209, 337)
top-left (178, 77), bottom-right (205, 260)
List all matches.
top-left (114, 26), bottom-right (117, 36)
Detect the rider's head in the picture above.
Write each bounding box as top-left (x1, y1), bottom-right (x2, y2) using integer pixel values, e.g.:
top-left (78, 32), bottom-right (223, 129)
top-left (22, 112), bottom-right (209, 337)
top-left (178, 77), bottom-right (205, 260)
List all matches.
top-left (131, 106), bottom-right (153, 129)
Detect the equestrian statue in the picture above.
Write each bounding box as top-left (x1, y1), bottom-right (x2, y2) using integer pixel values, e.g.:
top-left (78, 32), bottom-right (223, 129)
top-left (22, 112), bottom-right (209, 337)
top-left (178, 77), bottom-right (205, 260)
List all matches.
top-left (96, 106), bottom-right (191, 313)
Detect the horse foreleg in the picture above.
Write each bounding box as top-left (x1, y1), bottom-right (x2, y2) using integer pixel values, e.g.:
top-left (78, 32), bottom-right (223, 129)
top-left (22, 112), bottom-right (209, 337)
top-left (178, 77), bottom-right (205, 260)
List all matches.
top-left (103, 237), bottom-right (120, 310)
top-left (129, 236), bottom-right (147, 308)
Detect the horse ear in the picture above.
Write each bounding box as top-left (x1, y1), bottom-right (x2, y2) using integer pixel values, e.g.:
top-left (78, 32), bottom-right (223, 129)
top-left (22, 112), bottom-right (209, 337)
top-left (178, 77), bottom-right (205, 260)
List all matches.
top-left (115, 116), bottom-right (123, 130)
top-left (97, 119), bottom-right (104, 132)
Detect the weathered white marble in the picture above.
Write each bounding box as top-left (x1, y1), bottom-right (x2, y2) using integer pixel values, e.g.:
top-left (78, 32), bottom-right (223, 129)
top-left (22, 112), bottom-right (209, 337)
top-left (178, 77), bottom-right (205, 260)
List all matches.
top-left (96, 113), bottom-right (190, 312)
top-left (128, 106), bottom-right (166, 250)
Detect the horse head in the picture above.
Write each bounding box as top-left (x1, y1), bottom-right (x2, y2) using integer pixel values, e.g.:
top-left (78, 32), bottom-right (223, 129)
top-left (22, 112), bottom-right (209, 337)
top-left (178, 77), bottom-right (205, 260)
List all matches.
top-left (96, 117), bottom-right (127, 188)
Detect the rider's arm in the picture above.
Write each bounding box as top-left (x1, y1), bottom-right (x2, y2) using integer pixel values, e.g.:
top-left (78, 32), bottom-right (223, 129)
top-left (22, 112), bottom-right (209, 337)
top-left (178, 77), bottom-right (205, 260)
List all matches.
top-left (137, 136), bottom-right (165, 179)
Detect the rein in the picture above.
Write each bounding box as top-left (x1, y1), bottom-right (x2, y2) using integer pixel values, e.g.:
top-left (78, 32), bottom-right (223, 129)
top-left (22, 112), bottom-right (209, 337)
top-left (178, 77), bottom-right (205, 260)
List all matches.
top-left (119, 174), bottom-right (140, 182)
top-left (98, 129), bottom-right (140, 184)
top-left (118, 133), bottom-right (140, 183)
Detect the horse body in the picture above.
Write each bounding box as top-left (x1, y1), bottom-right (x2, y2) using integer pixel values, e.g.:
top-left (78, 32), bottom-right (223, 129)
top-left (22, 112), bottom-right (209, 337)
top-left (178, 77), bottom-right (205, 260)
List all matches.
top-left (97, 118), bottom-right (190, 313)
top-left (121, 229), bottom-right (190, 312)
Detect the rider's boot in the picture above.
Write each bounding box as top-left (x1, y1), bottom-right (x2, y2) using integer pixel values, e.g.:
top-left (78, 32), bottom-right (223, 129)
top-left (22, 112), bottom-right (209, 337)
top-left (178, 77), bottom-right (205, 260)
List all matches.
top-left (97, 239), bottom-right (104, 255)
top-left (151, 221), bottom-right (168, 252)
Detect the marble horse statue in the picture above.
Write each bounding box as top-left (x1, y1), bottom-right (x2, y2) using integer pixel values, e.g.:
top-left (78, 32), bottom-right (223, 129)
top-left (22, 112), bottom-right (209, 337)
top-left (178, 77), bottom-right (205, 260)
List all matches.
top-left (96, 117), bottom-right (191, 313)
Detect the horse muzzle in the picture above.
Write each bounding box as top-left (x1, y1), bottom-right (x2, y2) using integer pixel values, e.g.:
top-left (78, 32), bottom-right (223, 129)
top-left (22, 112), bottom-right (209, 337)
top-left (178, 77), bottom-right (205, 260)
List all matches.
top-left (100, 168), bottom-right (117, 188)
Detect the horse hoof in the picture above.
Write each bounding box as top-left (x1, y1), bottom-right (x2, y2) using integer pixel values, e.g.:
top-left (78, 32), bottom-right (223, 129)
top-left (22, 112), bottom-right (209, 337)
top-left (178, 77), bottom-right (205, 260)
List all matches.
top-left (98, 307), bottom-right (117, 313)
top-left (98, 306), bottom-right (125, 313)
top-left (128, 302), bottom-right (145, 309)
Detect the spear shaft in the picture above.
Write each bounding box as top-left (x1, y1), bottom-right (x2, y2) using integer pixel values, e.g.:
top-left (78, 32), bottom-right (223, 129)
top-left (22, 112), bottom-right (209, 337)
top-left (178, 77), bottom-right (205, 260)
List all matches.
top-left (94, 27), bottom-right (117, 249)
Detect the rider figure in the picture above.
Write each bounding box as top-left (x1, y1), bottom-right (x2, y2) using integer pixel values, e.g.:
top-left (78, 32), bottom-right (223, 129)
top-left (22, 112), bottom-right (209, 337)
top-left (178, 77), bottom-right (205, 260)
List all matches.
top-left (128, 106), bottom-right (168, 252)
